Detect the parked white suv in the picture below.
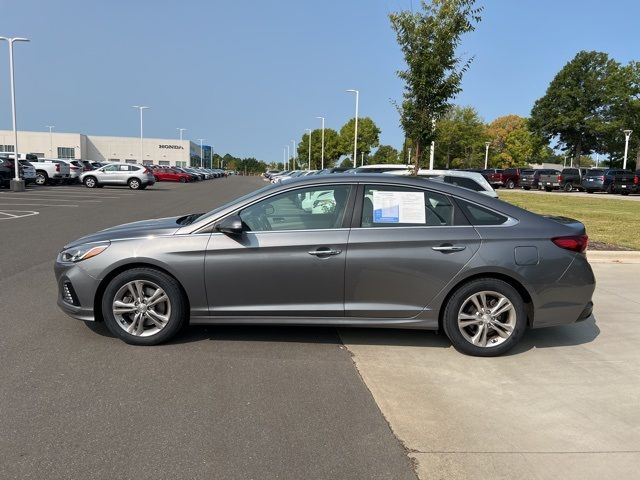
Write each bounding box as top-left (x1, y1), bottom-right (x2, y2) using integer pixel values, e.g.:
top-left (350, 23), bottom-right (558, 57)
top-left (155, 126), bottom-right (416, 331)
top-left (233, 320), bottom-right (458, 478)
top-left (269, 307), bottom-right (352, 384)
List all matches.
top-left (80, 163), bottom-right (156, 190)
top-left (384, 169), bottom-right (497, 197)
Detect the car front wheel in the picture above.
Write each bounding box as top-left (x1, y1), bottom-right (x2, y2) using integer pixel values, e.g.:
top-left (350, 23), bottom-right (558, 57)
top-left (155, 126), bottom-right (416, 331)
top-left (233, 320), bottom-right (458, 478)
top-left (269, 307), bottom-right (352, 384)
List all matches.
top-left (101, 268), bottom-right (187, 345)
top-left (506, 180), bottom-right (515, 189)
top-left (442, 278), bottom-right (527, 357)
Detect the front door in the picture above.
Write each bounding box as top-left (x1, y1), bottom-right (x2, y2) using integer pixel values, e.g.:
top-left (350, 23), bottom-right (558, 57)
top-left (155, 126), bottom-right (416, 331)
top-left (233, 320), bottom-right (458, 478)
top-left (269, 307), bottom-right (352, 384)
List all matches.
top-left (345, 184), bottom-right (481, 318)
top-left (205, 184), bottom-right (354, 317)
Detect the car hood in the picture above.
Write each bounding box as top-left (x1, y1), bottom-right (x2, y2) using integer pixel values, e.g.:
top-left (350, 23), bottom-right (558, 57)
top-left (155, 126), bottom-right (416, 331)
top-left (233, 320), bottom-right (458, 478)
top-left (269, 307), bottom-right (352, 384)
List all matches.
top-left (64, 216), bottom-right (184, 248)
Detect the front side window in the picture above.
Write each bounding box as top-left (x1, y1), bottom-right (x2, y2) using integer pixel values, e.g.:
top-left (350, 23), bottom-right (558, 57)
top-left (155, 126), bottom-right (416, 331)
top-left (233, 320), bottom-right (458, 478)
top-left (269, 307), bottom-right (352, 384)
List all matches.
top-left (362, 185), bottom-right (456, 227)
top-left (239, 185), bottom-right (352, 232)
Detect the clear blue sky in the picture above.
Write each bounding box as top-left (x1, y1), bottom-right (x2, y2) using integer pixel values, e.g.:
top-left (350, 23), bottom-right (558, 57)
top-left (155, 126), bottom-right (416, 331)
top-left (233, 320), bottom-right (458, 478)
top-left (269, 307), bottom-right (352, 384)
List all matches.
top-left (1, 0), bottom-right (638, 161)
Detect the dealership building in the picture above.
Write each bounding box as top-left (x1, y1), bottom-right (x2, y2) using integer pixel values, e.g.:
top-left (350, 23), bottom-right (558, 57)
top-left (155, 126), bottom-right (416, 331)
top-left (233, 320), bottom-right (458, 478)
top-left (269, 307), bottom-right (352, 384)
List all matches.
top-left (0, 130), bottom-right (213, 167)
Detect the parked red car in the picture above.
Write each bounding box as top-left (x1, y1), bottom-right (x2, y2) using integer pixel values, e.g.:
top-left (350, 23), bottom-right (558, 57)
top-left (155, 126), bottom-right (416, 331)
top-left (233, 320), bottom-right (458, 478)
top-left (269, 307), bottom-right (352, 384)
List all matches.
top-left (153, 168), bottom-right (192, 183)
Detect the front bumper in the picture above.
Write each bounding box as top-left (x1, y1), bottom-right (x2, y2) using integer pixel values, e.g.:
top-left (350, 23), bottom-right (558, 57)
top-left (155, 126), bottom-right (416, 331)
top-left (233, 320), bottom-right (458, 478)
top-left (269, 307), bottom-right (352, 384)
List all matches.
top-left (54, 260), bottom-right (100, 321)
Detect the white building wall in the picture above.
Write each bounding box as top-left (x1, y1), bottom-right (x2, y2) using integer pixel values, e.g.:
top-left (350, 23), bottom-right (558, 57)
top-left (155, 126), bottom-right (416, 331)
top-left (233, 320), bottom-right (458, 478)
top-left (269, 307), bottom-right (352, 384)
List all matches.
top-left (0, 130), bottom-right (192, 166)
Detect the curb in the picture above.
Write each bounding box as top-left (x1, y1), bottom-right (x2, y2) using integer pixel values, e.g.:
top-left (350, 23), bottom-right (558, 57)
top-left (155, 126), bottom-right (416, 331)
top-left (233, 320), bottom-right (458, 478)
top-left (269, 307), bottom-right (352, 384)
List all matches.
top-left (587, 250), bottom-right (640, 264)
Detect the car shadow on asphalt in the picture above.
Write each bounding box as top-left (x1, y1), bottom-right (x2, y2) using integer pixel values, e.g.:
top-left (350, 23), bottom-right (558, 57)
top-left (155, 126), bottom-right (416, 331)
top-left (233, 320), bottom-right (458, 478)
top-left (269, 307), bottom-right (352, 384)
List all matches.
top-left (83, 316), bottom-right (600, 353)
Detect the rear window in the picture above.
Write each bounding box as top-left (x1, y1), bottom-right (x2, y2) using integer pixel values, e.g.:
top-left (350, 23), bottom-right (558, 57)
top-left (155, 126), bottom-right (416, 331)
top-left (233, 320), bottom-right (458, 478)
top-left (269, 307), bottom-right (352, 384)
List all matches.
top-left (521, 170), bottom-right (534, 174)
top-left (457, 200), bottom-right (508, 226)
top-left (443, 176), bottom-right (485, 192)
top-left (586, 169), bottom-right (604, 176)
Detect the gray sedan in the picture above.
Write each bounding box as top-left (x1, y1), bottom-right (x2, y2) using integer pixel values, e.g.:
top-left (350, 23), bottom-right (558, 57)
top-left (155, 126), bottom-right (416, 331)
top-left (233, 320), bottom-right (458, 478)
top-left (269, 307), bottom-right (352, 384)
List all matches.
top-left (55, 175), bottom-right (595, 356)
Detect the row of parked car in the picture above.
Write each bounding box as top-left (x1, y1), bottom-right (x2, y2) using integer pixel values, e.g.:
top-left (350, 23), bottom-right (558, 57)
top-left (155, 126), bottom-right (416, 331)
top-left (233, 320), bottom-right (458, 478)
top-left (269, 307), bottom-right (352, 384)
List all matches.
top-left (475, 167), bottom-right (640, 195)
top-left (263, 165), bottom-right (500, 197)
top-left (0, 153), bottom-right (228, 190)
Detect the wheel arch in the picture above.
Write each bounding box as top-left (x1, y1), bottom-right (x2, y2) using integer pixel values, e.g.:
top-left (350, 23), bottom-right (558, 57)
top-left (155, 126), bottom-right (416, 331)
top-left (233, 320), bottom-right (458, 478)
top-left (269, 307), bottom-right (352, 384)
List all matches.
top-left (93, 262), bottom-right (190, 322)
top-left (437, 272), bottom-right (534, 330)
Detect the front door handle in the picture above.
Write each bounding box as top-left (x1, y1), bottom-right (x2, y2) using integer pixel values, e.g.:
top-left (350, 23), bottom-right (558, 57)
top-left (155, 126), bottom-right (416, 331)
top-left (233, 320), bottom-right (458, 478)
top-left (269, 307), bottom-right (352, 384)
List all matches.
top-left (432, 244), bottom-right (466, 253)
top-left (308, 248), bottom-right (342, 257)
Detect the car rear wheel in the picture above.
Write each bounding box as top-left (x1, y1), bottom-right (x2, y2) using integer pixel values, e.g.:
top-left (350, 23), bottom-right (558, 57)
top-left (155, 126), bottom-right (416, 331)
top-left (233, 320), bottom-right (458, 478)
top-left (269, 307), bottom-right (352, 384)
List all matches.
top-left (506, 180), bottom-right (515, 189)
top-left (564, 183), bottom-right (573, 192)
top-left (179, 177), bottom-right (186, 183)
top-left (101, 268), bottom-right (187, 345)
top-left (84, 176), bottom-right (97, 188)
top-left (442, 278), bottom-right (527, 357)
top-left (128, 178), bottom-right (141, 190)
top-left (522, 186), bottom-right (530, 190)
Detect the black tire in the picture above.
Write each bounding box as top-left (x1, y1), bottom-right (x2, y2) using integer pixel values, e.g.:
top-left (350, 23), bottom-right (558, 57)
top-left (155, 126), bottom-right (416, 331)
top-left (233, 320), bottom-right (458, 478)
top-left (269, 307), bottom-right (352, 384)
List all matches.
top-left (523, 186), bottom-right (530, 190)
top-left (35, 171), bottom-right (48, 186)
top-left (621, 190), bottom-right (629, 196)
top-left (139, 184), bottom-right (147, 190)
top-left (563, 183), bottom-right (572, 192)
top-left (544, 186), bottom-right (552, 192)
top-left (442, 278), bottom-right (527, 357)
top-left (586, 189), bottom-right (593, 193)
top-left (128, 178), bottom-right (142, 190)
top-left (101, 268), bottom-right (187, 346)
top-left (506, 180), bottom-right (515, 189)
top-left (606, 184), bottom-right (614, 194)
top-left (179, 177), bottom-right (186, 183)
top-left (84, 176), bottom-right (98, 188)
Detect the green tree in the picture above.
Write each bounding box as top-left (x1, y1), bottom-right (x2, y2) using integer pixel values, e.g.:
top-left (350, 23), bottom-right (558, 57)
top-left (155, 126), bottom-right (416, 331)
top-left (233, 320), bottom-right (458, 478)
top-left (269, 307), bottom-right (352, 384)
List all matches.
top-left (338, 117), bottom-right (381, 166)
top-left (486, 115), bottom-right (551, 167)
top-left (371, 145), bottom-right (401, 164)
top-left (434, 105), bottom-right (487, 168)
top-left (297, 128), bottom-right (342, 169)
top-left (530, 51), bottom-right (621, 164)
top-left (389, 0), bottom-right (482, 170)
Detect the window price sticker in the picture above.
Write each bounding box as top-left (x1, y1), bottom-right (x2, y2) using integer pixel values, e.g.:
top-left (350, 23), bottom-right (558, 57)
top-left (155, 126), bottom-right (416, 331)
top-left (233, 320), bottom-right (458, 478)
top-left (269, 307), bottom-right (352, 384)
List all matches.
top-left (372, 191), bottom-right (425, 224)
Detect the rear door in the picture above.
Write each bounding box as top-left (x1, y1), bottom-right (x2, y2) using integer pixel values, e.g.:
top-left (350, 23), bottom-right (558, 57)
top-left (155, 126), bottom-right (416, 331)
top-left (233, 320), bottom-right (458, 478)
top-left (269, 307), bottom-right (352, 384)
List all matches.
top-left (345, 183), bottom-right (481, 318)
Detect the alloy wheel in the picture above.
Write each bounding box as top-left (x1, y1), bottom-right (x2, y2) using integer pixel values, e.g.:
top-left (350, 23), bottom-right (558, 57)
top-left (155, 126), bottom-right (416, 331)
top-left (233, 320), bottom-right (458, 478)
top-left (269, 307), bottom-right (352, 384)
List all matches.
top-left (112, 280), bottom-right (171, 337)
top-left (457, 290), bottom-right (516, 348)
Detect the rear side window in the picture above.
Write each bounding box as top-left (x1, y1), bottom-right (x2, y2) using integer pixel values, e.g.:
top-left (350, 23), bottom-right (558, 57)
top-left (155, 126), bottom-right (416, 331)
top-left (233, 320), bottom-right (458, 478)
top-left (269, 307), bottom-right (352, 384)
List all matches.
top-left (443, 176), bottom-right (485, 192)
top-left (503, 168), bottom-right (516, 175)
top-left (457, 200), bottom-right (508, 226)
top-left (362, 185), bottom-right (462, 227)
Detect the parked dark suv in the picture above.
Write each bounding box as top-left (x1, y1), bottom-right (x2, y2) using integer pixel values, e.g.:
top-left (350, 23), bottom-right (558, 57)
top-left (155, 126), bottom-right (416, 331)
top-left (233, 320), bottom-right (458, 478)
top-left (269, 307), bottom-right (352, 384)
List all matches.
top-left (582, 168), bottom-right (633, 193)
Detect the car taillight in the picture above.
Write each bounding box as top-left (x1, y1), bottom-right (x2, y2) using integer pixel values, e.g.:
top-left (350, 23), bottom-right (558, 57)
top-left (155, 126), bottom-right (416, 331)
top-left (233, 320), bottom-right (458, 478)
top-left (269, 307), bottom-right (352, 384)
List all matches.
top-left (552, 235), bottom-right (588, 253)
top-left (56, 163), bottom-right (60, 172)
top-left (143, 167), bottom-right (151, 174)
top-left (634, 175), bottom-right (639, 185)
top-left (598, 176), bottom-right (604, 181)
top-left (557, 175), bottom-right (563, 182)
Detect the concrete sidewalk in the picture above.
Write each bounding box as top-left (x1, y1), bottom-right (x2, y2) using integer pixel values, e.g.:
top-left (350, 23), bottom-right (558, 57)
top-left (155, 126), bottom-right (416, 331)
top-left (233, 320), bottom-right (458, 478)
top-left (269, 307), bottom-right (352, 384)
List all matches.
top-left (340, 264), bottom-right (640, 480)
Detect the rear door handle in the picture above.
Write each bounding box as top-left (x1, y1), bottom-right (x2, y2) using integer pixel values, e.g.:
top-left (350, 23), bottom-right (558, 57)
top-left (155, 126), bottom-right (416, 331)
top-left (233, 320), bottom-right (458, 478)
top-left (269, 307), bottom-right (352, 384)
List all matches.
top-left (432, 245), bottom-right (466, 253)
top-left (308, 248), bottom-right (342, 257)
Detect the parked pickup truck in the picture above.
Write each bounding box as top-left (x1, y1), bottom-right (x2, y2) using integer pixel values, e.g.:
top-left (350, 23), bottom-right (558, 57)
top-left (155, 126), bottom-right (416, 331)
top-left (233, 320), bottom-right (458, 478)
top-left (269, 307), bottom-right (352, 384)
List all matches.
top-left (537, 169), bottom-right (562, 191)
top-left (519, 169), bottom-right (559, 190)
top-left (611, 170), bottom-right (636, 195)
top-left (29, 157), bottom-right (71, 185)
top-left (559, 167), bottom-right (587, 192)
top-left (501, 168), bottom-right (524, 189)
top-left (481, 169), bottom-right (504, 188)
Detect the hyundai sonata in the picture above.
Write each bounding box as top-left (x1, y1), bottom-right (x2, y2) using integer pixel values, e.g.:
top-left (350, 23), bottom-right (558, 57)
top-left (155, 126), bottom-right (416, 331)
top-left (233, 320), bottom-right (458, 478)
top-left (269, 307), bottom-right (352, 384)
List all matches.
top-left (55, 175), bottom-right (595, 356)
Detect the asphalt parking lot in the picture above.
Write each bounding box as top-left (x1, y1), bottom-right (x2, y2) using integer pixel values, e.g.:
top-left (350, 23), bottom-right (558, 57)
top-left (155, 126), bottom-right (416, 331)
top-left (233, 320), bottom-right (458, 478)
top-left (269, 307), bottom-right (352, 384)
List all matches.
top-left (0, 177), bottom-right (416, 480)
top-left (1, 177), bottom-right (637, 480)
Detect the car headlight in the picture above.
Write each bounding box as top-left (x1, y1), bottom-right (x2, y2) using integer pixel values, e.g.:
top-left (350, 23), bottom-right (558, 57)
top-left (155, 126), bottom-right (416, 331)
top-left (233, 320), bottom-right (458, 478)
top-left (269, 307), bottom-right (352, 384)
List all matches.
top-left (58, 242), bottom-right (110, 263)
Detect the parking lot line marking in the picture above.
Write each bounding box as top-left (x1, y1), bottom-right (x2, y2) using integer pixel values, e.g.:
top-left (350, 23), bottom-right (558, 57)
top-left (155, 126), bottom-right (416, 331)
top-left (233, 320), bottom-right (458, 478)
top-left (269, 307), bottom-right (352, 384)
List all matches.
top-left (0, 209), bottom-right (39, 220)
top-left (0, 203), bottom-right (79, 207)
top-left (0, 196), bottom-right (103, 203)
top-left (0, 191), bottom-right (122, 199)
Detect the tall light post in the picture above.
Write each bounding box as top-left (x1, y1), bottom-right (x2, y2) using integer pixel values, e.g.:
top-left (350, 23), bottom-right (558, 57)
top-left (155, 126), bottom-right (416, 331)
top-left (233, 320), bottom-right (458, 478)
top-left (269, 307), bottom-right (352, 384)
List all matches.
top-left (346, 89), bottom-right (359, 167)
top-left (132, 105), bottom-right (149, 164)
top-left (197, 139), bottom-right (205, 168)
top-left (429, 119), bottom-right (436, 170)
top-left (291, 140), bottom-right (297, 169)
top-left (286, 144), bottom-right (290, 170)
top-left (484, 141), bottom-right (491, 169)
top-left (45, 125), bottom-right (55, 158)
top-left (305, 128), bottom-right (312, 171)
top-left (623, 129), bottom-right (633, 170)
top-left (283, 147), bottom-right (287, 170)
top-left (316, 116), bottom-right (325, 170)
top-left (0, 36), bottom-right (30, 191)
top-left (177, 128), bottom-right (187, 140)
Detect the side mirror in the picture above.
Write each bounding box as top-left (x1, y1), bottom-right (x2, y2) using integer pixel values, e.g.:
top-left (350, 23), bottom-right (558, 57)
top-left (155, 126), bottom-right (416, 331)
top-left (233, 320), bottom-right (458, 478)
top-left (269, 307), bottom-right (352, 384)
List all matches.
top-left (215, 214), bottom-right (244, 235)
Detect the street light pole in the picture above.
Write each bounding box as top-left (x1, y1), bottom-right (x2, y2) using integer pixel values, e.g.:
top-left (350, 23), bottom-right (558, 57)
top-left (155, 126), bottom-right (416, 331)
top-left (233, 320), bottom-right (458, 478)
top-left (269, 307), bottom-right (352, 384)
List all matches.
top-left (286, 144), bottom-right (290, 170)
top-left (132, 105), bottom-right (149, 164)
top-left (283, 147), bottom-right (287, 170)
top-left (291, 140), bottom-right (296, 169)
top-left (46, 125), bottom-right (55, 158)
top-left (346, 89), bottom-right (359, 167)
top-left (316, 116), bottom-right (325, 170)
top-left (484, 142), bottom-right (491, 169)
top-left (623, 129), bottom-right (633, 170)
top-left (0, 36), bottom-right (30, 190)
top-left (429, 119), bottom-right (436, 170)
top-left (177, 128), bottom-right (187, 140)
top-left (306, 129), bottom-right (312, 171)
